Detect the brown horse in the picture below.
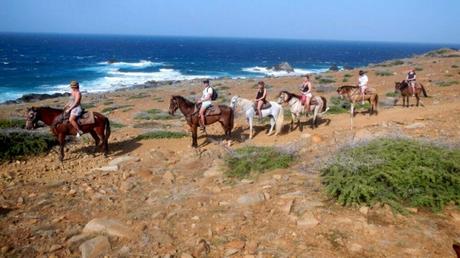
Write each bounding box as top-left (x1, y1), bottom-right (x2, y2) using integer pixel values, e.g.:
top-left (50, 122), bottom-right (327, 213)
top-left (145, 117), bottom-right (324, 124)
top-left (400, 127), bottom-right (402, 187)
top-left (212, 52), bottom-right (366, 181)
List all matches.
top-left (337, 86), bottom-right (379, 116)
top-left (168, 95), bottom-right (234, 147)
top-left (394, 81), bottom-right (428, 107)
top-left (25, 106), bottom-right (110, 161)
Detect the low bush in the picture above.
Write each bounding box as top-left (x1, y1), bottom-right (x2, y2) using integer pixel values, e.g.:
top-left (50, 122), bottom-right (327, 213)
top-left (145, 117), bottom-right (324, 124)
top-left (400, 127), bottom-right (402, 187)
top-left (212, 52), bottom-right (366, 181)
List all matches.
top-left (81, 103), bottom-right (96, 109)
top-left (385, 92), bottom-right (398, 97)
top-left (0, 131), bottom-right (56, 161)
top-left (452, 65), bottom-right (459, 68)
top-left (111, 121), bottom-right (125, 129)
top-left (321, 138), bottom-right (460, 213)
top-left (136, 130), bottom-right (187, 140)
top-left (319, 77), bottom-right (336, 84)
top-left (102, 104), bottom-right (134, 113)
top-left (0, 119), bottom-right (25, 129)
top-left (375, 70), bottom-right (393, 76)
top-left (135, 109), bottom-right (173, 120)
top-left (435, 80), bottom-right (459, 87)
top-left (225, 146), bottom-right (294, 178)
top-left (327, 96), bottom-right (349, 114)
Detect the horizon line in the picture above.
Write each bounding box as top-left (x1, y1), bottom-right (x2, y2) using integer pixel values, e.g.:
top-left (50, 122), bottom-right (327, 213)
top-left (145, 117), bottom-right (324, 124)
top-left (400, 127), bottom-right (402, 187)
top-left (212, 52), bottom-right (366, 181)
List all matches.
top-left (1, 30), bottom-right (459, 46)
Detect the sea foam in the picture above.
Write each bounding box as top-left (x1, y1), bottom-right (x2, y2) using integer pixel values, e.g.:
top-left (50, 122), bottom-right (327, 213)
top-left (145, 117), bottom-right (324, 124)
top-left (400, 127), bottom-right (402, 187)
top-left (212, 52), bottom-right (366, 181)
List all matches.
top-left (242, 66), bottom-right (328, 77)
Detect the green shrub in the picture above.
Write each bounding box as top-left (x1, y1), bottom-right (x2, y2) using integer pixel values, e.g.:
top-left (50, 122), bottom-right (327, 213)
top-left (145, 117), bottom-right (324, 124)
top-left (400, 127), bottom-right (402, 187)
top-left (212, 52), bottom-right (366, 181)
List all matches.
top-left (375, 70), bottom-right (393, 76)
top-left (0, 119), bottom-right (25, 129)
top-left (319, 77), bottom-right (336, 84)
top-left (111, 121), bottom-right (125, 129)
top-left (376, 60), bottom-right (405, 67)
top-left (321, 138), bottom-right (460, 213)
top-left (225, 146), bottom-right (294, 178)
top-left (0, 132), bottom-right (56, 161)
top-left (126, 93), bottom-right (149, 100)
top-left (343, 74), bottom-right (353, 78)
top-left (386, 92), bottom-right (398, 97)
top-left (435, 80), bottom-right (459, 87)
top-left (342, 78), bottom-right (349, 83)
top-left (327, 96), bottom-right (349, 114)
top-left (102, 104), bottom-right (134, 113)
top-left (82, 103), bottom-right (96, 109)
top-left (135, 109), bottom-right (173, 120)
top-left (452, 64), bottom-right (459, 68)
top-left (136, 130), bottom-right (187, 140)
top-left (415, 67), bottom-right (423, 71)
top-left (103, 100), bottom-right (114, 105)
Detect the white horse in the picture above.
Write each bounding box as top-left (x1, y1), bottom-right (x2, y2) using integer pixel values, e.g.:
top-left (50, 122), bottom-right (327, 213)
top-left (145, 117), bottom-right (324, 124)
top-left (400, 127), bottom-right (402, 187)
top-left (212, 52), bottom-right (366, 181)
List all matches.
top-left (277, 90), bottom-right (329, 131)
top-left (230, 96), bottom-right (284, 139)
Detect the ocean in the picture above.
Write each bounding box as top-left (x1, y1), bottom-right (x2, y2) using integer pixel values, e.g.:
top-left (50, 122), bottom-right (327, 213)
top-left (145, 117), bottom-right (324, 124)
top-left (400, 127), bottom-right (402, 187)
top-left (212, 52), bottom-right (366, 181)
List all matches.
top-left (0, 33), bottom-right (458, 102)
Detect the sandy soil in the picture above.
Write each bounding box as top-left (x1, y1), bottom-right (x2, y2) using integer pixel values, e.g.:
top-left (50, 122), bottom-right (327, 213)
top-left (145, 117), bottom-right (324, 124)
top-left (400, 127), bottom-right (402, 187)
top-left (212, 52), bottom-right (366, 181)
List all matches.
top-left (1, 50), bottom-right (460, 257)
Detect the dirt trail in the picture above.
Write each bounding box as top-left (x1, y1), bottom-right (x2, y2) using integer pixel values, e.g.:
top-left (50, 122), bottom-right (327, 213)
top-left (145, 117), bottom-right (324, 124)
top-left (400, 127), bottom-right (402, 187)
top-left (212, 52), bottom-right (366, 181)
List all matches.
top-left (1, 51), bottom-right (460, 257)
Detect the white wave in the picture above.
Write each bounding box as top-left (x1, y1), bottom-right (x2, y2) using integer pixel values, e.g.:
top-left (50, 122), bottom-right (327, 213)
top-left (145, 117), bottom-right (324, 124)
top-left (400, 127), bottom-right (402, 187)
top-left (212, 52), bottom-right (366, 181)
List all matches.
top-left (242, 66), bottom-right (327, 77)
top-left (52, 68), bottom-right (211, 94)
top-left (97, 60), bottom-right (163, 69)
top-left (2, 62), bottom-right (9, 65)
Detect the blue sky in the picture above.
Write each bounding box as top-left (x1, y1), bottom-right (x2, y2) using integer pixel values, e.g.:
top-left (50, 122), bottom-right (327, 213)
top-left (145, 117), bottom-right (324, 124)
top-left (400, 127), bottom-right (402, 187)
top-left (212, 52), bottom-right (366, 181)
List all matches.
top-left (0, 0), bottom-right (459, 43)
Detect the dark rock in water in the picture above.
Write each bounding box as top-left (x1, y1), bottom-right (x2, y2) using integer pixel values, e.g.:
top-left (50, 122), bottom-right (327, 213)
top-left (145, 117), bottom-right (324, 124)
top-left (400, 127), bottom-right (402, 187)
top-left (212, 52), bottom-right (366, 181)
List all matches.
top-left (16, 92), bottom-right (70, 103)
top-left (107, 59), bottom-right (118, 64)
top-left (329, 64), bottom-right (339, 71)
top-left (271, 62), bottom-right (294, 72)
top-left (343, 65), bottom-right (354, 70)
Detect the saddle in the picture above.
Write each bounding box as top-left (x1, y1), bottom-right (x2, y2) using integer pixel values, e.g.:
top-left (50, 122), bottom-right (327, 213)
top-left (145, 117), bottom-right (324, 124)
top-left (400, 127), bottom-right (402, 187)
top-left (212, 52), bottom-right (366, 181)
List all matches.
top-left (78, 111), bottom-right (95, 125)
top-left (196, 104), bottom-right (222, 116)
top-left (54, 110), bottom-right (95, 127)
top-left (254, 102), bottom-right (272, 111)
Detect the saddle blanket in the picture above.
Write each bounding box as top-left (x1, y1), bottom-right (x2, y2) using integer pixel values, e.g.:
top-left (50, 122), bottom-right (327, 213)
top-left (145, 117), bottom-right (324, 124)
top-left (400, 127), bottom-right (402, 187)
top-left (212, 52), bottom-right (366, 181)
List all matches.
top-left (78, 112), bottom-right (95, 125)
top-left (205, 105), bottom-right (222, 116)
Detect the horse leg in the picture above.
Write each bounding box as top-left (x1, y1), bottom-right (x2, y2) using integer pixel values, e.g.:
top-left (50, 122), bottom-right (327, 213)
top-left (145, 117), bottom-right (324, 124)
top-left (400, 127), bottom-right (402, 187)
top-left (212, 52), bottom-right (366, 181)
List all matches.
top-left (416, 94), bottom-right (420, 107)
top-left (89, 130), bottom-right (100, 153)
top-left (58, 133), bottom-right (65, 162)
top-left (249, 116), bottom-right (253, 139)
top-left (191, 124), bottom-right (198, 148)
top-left (267, 117), bottom-right (275, 135)
top-left (312, 107), bottom-right (318, 129)
top-left (290, 113), bottom-right (295, 131)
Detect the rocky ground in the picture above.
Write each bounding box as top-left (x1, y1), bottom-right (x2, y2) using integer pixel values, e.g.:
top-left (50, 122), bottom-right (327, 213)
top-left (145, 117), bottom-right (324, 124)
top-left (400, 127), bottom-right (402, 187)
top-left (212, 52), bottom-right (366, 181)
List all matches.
top-left (1, 49), bottom-right (460, 257)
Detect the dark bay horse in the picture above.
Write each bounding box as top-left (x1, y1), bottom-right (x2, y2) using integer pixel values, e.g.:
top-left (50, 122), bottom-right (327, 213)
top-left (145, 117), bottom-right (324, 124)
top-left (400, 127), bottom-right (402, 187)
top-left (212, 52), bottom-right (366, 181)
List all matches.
top-left (394, 81), bottom-right (428, 107)
top-left (168, 96), bottom-right (234, 147)
top-left (25, 106), bottom-right (110, 161)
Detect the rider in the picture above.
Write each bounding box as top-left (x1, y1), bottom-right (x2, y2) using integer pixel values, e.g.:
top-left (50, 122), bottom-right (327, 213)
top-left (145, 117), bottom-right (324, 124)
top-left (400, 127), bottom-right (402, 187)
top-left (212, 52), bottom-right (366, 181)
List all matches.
top-left (197, 79), bottom-right (213, 130)
top-left (255, 81), bottom-right (267, 120)
top-left (64, 80), bottom-right (84, 137)
top-left (406, 68), bottom-right (417, 96)
top-left (358, 70), bottom-right (368, 105)
top-left (300, 75), bottom-right (313, 112)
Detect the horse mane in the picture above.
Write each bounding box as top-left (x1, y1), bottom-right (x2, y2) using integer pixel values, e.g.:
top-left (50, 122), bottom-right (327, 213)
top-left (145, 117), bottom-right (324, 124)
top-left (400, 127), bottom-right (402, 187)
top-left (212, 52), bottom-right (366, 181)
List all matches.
top-left (36, 106), bottom-right (63, 112)
top-left (279, 90), bottom-right (302, 101)
top-left (337, 85), bottom-right (359, 91)
top-left (172, 95), bottom-right (195, 106)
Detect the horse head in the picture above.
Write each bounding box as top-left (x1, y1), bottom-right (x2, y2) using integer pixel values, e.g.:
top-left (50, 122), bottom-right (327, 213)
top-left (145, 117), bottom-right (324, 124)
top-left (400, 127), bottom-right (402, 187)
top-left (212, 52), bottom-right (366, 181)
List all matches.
top-left (277, 91), bottom-right (289, 104)
top-left (230, 96), bottom-right (239, 110)
top-left (168, 96), bottom-right (179, 116)
top-left (25, 106), bottom-right (39, 130)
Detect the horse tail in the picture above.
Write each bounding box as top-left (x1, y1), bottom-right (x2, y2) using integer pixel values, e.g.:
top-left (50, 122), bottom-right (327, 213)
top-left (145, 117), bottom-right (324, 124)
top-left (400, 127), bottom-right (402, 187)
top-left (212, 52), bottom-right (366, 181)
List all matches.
top-left (320, 96), bottom-right (328, 113)
top-left (275, 104), bottom-right (284, 135)
top-left (104, 117), bottom-right (111, 142)
top-left (229, 107), bottom-right (234, 130)
top-left (420, 83), bottom-right (428, 97)
top-left (375, 93), bottom-right (379, 111)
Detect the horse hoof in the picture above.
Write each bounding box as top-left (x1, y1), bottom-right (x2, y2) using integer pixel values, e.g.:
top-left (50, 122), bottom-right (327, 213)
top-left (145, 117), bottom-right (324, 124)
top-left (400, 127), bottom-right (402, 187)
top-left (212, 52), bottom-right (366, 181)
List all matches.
top-left (227, 140), bottom-right (232, 147)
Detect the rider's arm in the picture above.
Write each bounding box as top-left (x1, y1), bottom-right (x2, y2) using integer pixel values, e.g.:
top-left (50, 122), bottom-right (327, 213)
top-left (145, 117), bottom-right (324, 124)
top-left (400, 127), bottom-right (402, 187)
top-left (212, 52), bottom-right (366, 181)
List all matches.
top-left (307, 82), bottom-right (312, 93)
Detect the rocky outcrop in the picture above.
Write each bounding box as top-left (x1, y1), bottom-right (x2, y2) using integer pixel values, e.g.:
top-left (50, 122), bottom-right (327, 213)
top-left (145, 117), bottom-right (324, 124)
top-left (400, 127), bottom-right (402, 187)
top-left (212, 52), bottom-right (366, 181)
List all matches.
top-left (329, 64), bottom-right (340, 71)
top-left (270, 62), bottom-right (294, 72)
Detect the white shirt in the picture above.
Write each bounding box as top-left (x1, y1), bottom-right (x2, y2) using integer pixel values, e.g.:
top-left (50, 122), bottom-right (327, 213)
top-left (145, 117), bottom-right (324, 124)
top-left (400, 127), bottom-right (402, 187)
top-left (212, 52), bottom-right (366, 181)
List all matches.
top-left (359, 75), bottom-right (368, 87)
top-left (201, 86), bottom-right (213, 102)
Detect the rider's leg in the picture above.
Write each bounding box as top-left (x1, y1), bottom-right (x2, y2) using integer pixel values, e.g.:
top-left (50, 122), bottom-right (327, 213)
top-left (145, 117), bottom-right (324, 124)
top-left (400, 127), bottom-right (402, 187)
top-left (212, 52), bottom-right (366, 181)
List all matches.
top-left (361, 87), bottom-right (365, 105)
top-left (69, 115), bottom-right (83, 136)
top-left (257, 100), bottom-right (263, 120)
top-left (199, 107), bottom-right (206, 129)
top-left (411, 81), bottom-right (416, 96)
top-left (305, 96), bottom-right (310, 113)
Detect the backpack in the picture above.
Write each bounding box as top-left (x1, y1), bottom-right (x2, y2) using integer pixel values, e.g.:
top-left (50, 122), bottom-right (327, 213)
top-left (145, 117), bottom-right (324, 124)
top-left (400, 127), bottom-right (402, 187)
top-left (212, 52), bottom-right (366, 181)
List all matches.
top-left (210, 87), bottom-right (218, 101)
